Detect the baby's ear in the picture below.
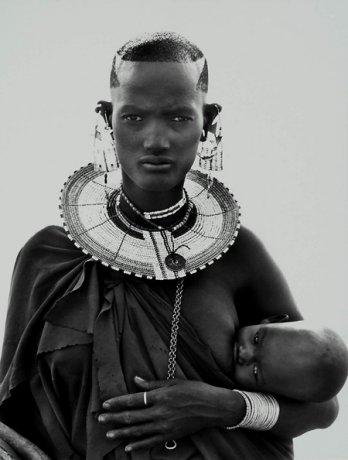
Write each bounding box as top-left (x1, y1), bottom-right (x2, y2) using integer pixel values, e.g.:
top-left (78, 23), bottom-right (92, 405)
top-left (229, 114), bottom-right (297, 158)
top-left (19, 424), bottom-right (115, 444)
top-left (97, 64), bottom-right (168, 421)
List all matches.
top-left (261, 314), bottom-right (290, 324)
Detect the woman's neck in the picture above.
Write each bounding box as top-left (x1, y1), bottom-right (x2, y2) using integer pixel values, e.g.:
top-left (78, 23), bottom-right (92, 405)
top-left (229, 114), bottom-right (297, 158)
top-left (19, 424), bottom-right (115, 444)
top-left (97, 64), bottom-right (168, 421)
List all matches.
top-left (120, 175), bottom-right (186, 229)
top-left (121, 171), bottom-right (185, 210)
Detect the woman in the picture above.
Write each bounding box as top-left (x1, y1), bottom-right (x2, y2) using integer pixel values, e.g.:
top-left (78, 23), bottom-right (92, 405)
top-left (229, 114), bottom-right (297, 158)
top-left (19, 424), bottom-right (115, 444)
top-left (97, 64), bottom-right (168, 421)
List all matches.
top-left (0, 32), bottom-right (338, 459)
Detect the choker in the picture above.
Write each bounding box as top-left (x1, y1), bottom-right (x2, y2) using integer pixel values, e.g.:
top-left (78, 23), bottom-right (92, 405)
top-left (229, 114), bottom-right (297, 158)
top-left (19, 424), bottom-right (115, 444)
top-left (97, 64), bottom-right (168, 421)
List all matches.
top-left (116, 189), bottom-right (193, 234)
top-left (140, 192), bottom-right (187, 220)
top-left (60, 165), bottom-right (241, 280)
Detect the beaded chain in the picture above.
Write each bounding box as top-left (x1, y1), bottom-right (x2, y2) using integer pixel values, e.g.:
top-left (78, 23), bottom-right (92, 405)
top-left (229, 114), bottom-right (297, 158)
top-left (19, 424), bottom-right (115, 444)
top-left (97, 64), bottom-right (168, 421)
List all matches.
top-left (166, 278), bottom-right (185, 380)
top-left (119, 187), bottom-right (186, 451)
top-left (163, 278), bottom-right (184, 452)
top-left (119, 188), bottom-right (186, 378)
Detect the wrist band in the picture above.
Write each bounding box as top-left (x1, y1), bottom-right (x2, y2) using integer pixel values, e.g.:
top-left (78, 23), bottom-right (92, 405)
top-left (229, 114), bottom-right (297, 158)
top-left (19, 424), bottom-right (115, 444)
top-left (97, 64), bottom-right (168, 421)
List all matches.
top-left (225, 390), bottom-right (280, 431)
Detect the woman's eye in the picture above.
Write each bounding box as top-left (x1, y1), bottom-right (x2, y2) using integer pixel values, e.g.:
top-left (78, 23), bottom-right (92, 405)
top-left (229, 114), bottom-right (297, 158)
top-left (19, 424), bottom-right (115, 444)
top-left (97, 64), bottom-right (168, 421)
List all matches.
top-left (253, 332), bottom-right (259, 345)
top-left (172, 115), bottom-right (191, 122)
top-left (123, 115), bottom-right (143, 122)
top-left (253, 363), bottom-right (258, 380)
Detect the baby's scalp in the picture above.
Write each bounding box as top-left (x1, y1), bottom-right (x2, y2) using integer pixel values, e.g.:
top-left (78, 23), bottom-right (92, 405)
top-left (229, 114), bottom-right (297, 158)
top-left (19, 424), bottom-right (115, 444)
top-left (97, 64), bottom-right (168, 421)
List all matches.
top-left (249, 320), bottom-right (348, 401)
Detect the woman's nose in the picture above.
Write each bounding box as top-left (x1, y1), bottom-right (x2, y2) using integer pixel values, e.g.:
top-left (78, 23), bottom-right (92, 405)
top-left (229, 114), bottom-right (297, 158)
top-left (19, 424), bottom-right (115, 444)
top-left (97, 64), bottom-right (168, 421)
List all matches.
top-left (237, 345), bottom-right (254, 365)
top-left (143, 123), bottom-right (170, 153)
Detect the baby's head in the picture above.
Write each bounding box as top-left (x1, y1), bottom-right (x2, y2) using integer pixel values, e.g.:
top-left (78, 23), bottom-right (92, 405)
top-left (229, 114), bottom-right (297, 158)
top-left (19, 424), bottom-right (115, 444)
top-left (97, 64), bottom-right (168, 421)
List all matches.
top-left (234, 320), bottom-right (348, 402)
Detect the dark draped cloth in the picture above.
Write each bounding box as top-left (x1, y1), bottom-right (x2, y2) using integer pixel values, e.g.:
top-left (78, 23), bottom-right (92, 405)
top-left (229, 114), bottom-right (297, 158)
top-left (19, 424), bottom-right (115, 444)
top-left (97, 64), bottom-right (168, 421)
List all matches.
top-left (0, 226), bottom-right (293, 460)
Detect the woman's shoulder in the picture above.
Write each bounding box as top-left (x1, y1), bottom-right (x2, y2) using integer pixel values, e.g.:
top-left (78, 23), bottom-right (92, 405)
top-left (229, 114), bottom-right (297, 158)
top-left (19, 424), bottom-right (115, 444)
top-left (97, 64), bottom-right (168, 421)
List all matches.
top-left (220, 225), bottom-right (280, 285)
top-left (226, 225), bottom-right (268, 263)
top-left (19, 225), bottom-right (85, 268)
top-left (23, 225), bottom-right (75, 252)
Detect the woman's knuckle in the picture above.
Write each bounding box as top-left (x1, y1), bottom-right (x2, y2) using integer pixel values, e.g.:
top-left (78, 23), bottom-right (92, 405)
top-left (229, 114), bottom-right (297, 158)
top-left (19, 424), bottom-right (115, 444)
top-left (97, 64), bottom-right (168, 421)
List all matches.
top-left (124, 412), bottom-right (132, 425)
top-left (132, 428), bottom-right (143, 437)
top-left (160, 422), bottom-right (169, 433)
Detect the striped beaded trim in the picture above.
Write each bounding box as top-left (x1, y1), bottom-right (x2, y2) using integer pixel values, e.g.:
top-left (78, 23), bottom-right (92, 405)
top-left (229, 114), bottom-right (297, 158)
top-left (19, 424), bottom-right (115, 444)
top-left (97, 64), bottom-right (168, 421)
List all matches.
top-left (59, 165), bottom-right (241, 280)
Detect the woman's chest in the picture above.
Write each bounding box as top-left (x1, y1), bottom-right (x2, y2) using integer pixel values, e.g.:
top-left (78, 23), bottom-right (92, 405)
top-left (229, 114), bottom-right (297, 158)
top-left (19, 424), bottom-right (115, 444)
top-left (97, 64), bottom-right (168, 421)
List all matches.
top-left (179, 269), bottom-right (239, 373)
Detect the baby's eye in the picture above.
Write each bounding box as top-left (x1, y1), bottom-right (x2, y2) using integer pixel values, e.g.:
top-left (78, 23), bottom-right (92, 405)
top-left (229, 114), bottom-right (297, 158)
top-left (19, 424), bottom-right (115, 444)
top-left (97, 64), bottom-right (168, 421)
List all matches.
top-left (253, 363), bottom-right (258, 380)
top-left (253, 332), bottom-right (259, 345)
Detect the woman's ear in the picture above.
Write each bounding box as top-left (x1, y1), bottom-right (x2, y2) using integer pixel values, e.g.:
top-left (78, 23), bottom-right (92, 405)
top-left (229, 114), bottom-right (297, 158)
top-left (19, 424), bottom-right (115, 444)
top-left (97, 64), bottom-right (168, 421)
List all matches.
top-left (202, 103), bottom-right (222, 141)
top-left (95, 100), bottom-right (113, 125)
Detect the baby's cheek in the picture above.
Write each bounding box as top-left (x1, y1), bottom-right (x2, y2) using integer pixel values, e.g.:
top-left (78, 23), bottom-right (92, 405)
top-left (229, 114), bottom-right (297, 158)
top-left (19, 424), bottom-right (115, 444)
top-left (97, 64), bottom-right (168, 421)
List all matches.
top-left (234, 366), bottom-right (262, 392)
top-left (234, 366), bottom-right (249, 387)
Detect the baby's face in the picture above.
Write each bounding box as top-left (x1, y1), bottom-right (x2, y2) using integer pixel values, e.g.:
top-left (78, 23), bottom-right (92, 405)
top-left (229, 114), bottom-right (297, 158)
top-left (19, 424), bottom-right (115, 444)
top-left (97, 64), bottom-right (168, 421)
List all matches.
top-left (234, 323), bottom-right (313, 398)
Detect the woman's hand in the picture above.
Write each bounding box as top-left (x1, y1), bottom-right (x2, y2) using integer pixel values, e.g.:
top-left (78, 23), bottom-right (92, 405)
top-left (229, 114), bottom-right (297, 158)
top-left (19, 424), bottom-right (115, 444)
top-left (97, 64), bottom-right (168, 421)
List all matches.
top-left (98, 376), bottom-right (244, 453)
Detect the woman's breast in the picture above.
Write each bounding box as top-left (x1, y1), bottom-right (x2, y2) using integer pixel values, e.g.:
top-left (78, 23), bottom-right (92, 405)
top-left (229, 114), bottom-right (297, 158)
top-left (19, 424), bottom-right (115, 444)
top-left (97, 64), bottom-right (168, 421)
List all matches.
top-left (181, 270), bottom-right (239, 374)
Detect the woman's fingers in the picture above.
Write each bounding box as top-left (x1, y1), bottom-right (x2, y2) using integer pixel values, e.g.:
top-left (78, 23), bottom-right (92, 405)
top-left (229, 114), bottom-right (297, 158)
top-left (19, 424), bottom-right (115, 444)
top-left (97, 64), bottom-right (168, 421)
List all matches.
top-left (99, 408), bottom-right (153, 426)
top-left (106, 422), bottom-right (161, 441)
top-left (133, 376), bottom-right (177, 391)
top-left (102, 377), bottom-right (182, 411)
top-left (103, 390), bottom-right (147, 411)
top-left (124, 435), bottom-right (167, 453)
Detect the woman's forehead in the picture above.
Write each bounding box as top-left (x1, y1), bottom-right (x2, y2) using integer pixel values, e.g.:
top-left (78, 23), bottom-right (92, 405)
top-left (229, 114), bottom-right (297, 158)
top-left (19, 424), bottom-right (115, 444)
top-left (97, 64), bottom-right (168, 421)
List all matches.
top-left (114, 61), bottom-right (204, 92)
top-left (111, 61), bottom-right (206, 108)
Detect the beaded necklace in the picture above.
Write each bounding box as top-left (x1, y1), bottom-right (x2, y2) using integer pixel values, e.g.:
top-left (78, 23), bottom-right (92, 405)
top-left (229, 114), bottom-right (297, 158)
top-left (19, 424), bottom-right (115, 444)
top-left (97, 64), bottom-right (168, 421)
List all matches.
top-left (60, 167), bottom-right (240, 280)
top-left (143, 193), bottom-right (187, 220)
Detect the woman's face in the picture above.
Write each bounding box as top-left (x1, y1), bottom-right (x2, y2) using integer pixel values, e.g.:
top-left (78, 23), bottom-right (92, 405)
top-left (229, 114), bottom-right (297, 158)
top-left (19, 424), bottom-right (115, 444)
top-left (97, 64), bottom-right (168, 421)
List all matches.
top-left (111, 61), bottom-right (205, 192)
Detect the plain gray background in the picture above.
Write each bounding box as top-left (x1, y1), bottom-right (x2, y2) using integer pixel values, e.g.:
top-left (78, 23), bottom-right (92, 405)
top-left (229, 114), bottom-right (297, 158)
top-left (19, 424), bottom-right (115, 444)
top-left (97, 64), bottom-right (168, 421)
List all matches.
top-left (0, 1), bottom-right (347, 458)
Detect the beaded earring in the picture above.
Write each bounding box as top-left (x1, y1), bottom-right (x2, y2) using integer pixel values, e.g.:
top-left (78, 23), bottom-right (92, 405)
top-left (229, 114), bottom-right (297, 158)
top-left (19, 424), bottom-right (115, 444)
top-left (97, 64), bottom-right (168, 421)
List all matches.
top-left (197, 105), bottom-right (223, 172)
top-left (93, 112), bottom-right (119, 173)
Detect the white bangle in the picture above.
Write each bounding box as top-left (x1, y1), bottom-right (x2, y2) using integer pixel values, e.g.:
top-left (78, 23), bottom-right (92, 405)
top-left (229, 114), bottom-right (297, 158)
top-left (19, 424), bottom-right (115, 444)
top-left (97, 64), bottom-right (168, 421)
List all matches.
top-left (225, 390), bottom-right (280, 431)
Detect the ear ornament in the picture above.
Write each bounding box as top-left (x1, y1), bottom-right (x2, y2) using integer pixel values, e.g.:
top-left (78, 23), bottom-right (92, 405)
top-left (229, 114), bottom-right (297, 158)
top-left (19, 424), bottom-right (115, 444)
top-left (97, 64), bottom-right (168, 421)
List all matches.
top-left (197, 104), bottom-right (223, 172)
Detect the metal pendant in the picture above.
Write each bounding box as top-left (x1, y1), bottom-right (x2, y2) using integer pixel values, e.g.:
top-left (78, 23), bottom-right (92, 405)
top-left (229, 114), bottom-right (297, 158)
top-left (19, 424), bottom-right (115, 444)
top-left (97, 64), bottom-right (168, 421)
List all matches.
top-left (165, 253), bottom-right (186, 271)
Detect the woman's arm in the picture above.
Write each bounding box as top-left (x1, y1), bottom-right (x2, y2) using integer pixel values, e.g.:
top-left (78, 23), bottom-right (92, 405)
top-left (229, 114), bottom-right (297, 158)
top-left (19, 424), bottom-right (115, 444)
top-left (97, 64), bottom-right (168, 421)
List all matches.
top-left (231, 226), bottom-right (303, 325)
top-left (214, 387), bottom-right (338, 438)
top-left (268, 396), bottom-right (338, 438)
top-left (97, 377), bottom-right (338, 452)
top-left (225, 227), bottom-right (340, 436)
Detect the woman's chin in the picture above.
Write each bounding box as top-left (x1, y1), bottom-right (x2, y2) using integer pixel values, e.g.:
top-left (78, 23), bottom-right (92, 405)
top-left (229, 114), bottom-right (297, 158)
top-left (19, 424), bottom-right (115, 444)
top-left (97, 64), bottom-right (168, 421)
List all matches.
top-left (134, 175), bottom-right (186, 193)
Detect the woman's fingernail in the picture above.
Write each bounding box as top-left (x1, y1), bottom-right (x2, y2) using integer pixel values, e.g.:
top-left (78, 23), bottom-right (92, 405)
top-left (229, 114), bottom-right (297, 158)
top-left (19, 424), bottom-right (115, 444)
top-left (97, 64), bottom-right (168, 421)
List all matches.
top-left (103, 401), bottom-right (111, 409)
top-left (106, 431), bottom-right (114, 439)
top-left (134, 376), bottom-right (145, 382)
top-left (125, 445), bottom-right (132, 452)
top-left (98, 415), bottom-right (105, 423)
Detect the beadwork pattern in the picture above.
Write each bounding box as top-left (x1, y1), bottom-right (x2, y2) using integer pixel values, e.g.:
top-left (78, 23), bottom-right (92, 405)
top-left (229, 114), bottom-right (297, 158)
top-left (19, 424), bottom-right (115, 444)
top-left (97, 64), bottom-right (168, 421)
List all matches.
top-left (59, 165), bottom-right (241, 280)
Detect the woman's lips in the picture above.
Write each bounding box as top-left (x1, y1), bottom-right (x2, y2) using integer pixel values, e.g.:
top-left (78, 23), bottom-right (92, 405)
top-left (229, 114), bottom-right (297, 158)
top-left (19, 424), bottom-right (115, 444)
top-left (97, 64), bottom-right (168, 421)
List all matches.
top-left (140, 157), bottom-right (173, 171)
top-left (141, 163), bottom-right (172, 171)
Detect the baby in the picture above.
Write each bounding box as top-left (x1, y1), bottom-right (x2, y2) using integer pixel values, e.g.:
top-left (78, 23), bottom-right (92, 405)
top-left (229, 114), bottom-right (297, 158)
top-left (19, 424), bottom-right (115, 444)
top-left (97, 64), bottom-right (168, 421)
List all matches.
top-left (233, 318), bottom-right (348, 402)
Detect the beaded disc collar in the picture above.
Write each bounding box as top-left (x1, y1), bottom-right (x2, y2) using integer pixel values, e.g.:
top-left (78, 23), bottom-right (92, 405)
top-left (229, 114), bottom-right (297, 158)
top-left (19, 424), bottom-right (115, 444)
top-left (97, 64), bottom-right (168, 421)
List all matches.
top-left (59, 164), bottom-right (241, 280)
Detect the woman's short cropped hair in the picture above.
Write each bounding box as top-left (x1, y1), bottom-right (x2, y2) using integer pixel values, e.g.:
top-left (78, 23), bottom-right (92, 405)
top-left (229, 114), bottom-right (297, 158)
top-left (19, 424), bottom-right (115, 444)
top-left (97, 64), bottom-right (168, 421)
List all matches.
top-left (110, 32), bottom-right (208, 92)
